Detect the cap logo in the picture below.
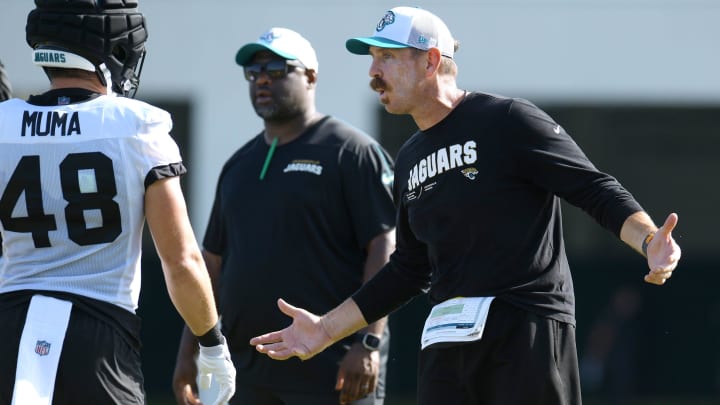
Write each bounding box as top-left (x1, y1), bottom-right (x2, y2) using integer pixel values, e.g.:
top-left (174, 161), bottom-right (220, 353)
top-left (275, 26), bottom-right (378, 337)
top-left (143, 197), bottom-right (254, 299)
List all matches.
top-left (418, 35), bottom-right (428, 45)
top-left (259, 31), bottom-right (279, 43)
top-left (376, 11), bottom-right (396, 32)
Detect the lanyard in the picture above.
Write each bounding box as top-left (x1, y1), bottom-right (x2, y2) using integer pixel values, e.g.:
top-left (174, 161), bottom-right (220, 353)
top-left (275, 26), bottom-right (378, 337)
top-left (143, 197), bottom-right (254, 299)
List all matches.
top-left (259, 137), bottom-right (278, 180)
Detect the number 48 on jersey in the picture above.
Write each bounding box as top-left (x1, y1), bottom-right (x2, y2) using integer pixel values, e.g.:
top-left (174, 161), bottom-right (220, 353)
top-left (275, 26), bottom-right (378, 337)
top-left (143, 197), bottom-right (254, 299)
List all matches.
top-left (0, 152), bottom-right (122, 248)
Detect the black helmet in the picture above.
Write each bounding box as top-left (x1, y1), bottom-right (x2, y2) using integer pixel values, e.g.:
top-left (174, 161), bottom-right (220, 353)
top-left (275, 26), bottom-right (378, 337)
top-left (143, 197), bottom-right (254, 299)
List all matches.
top-left (26, 0), bottom-right (148, 97)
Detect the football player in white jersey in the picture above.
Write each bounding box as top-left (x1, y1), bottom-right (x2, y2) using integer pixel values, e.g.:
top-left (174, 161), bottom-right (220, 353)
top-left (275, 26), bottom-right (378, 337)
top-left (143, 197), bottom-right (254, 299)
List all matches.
top-left (0, 2), bottom-right (235, 404)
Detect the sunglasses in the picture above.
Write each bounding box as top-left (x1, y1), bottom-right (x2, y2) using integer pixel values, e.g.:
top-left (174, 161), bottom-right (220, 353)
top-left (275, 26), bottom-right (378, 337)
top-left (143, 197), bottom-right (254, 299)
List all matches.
top-left (243, 59), bottom-right (305, 81)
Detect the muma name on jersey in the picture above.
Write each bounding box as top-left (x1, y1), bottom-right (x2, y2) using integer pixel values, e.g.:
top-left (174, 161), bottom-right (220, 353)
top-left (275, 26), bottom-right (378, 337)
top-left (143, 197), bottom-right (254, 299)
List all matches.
top-left (408, 140), bottom-right (477, 191)
top-left (22, 111), bottom-right (81, 137)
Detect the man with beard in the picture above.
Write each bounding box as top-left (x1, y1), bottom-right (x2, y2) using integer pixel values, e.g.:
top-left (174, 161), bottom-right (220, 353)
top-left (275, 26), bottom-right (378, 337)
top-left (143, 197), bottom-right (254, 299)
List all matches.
top-left (172, 28), bottom-right (396, 405)
top-left (249, 6), bottom-right (682, 405)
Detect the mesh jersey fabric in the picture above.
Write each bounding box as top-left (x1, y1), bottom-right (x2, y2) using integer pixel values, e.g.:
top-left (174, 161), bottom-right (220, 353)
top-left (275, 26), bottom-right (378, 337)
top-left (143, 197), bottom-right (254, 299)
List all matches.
top-left (0, 90), bottom-right (183, 313)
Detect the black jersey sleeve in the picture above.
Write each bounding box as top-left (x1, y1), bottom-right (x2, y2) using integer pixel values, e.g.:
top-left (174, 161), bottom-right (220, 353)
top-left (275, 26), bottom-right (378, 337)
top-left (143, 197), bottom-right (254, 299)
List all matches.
top-left (352, 259), bottom-right (427, 324)
top-left (202, 177), bottom-right (226, 255)
top-left (506, 99), bottom-right (643, 236)
top-left (143, 162), bottom-right (186, 188)
top-left (352, 178), bottom-right (432, 322)
top-left (202, 137), bottom-right (262, 255)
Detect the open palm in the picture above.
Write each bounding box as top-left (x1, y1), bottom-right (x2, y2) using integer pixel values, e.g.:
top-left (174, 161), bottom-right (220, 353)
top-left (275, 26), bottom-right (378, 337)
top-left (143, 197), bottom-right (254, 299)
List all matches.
top-left (644, 213), bottom-right (681, 285)
top-left (250, 298), bottom-right (333, 360)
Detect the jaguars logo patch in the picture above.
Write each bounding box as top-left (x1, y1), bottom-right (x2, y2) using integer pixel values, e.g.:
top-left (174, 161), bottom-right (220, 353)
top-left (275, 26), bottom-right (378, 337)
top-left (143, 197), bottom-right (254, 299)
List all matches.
top-left (461, 167), bottom-right (479, 180)
top-left (376, 11), bottom-right (396, 32)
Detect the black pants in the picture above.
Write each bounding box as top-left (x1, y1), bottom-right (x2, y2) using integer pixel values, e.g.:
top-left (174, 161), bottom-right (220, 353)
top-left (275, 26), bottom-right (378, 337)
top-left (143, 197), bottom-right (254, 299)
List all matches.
top-left (0, 292), bottom-right (144, 405)
top-left (417, 300), bottom-right (581, 405)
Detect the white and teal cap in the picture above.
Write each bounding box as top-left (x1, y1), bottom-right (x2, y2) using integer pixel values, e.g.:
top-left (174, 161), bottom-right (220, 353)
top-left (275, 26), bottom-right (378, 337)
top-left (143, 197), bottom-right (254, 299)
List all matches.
top-left (235, 27), bottom-right (319, 72)
top-left (346, 6), bottom-right (455, 58)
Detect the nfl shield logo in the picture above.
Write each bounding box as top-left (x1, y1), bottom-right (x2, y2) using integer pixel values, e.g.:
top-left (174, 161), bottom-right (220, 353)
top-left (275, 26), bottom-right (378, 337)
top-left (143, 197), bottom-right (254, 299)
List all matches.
top-left (35, 340), bottom-right (51, 356)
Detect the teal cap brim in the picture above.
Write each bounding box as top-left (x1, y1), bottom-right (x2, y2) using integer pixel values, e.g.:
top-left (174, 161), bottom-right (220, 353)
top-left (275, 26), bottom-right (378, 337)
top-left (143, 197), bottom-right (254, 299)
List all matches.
top-left (235, 43), bottom-right (298, 66)
top-left (345, 37), bottom-right (410, 55)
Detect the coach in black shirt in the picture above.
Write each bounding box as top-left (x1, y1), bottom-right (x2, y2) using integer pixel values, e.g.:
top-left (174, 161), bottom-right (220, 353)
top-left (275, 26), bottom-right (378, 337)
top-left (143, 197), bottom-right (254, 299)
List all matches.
top-left (251, 7), bottom-right (682, 405)
top-left (173, 28), bottom-right (395, 405)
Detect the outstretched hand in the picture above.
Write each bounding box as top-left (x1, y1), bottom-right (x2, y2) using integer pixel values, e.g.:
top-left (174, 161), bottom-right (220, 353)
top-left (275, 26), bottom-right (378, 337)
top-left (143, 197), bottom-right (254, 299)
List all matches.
top-left (250, 298), bottom-right (333, 361)
top-left (644, 213), bottom-right (681, 285)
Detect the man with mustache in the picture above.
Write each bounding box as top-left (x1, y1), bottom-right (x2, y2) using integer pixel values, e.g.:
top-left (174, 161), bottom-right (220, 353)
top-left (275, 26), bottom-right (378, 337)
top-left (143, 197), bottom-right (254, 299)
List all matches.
top-left (250, 6), bottom-right (682, 405)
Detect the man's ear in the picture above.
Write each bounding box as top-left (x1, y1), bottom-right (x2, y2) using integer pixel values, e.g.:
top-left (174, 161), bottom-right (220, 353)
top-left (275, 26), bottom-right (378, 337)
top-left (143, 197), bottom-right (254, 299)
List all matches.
top-left (425, 48), bottom-right (443, 76)
top-left (306, 69), bottom-right (318, 87)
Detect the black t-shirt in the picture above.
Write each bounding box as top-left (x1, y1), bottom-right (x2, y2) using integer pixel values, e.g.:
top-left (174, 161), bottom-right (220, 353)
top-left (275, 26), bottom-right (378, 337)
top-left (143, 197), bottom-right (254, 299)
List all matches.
top-left (354, 92), bottom-right (642, 325)
top-left (203, 116), bottom-right (395, 390)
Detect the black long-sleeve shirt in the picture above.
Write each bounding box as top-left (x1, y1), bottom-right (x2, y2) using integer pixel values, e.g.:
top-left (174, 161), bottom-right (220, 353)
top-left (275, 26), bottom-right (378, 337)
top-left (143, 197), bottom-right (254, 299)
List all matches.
top-left (354, 92), bottom-right (642, 325)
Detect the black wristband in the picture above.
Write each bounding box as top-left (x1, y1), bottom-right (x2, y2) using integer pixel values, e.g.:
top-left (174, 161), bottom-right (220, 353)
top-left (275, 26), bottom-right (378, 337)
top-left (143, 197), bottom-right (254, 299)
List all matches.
top-left (196, 323), bottom-right (223, 347)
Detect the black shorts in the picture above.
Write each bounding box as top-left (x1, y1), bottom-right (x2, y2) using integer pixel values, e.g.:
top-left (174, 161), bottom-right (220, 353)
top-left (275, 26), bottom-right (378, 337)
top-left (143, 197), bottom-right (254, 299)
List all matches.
top-left (0, 291), bottom-right (144, 405)
top-left (417, 299), bottom-right (581, 405)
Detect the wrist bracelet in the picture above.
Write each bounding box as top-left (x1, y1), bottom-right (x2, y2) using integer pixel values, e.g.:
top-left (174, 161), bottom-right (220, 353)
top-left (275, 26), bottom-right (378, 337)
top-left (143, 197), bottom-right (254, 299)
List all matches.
top-left (641, 232), bottom-right (655, 257)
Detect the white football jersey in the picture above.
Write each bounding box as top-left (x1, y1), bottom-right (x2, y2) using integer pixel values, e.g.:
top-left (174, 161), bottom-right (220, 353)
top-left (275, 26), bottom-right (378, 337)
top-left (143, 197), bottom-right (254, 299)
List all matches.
top-left (0, 95), bottom-right (182, 313)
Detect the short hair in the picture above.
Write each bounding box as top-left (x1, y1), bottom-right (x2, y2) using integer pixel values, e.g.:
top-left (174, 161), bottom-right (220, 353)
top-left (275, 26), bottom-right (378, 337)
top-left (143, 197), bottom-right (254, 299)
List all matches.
top-left (411, 39), bottom-right (459, 77)
top-left (439, 56), bottom-right (457, 76)
top-left (440, 39), bottom-right (460, 76)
